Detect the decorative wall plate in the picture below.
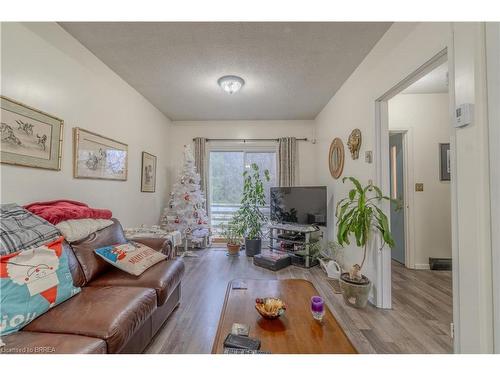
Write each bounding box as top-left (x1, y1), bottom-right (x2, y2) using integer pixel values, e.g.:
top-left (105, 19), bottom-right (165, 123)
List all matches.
top-left (329, 137), bottom-right (344, 179)
top-left (347, 128), bottom-right (362, 160)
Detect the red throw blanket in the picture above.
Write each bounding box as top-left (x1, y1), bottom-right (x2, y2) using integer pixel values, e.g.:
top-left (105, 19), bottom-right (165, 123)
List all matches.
top-left (24, 200), bottom-right (112, 225)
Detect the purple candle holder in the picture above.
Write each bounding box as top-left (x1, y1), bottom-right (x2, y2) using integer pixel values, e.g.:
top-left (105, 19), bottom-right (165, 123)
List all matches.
top-left (311, 296), bottom-right (325, 321)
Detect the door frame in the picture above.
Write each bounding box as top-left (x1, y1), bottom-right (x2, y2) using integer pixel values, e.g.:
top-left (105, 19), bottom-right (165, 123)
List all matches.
top-left (486, 22), bottom-right (500, 353)
top-left (374, 48), bottom-right (452, 310)
top-left (389, 129), bottom-right (416, 270)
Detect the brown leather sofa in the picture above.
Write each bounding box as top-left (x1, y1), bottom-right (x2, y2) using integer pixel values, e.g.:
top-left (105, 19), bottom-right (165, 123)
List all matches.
top-left (1, 219), bottom-right (185, 354)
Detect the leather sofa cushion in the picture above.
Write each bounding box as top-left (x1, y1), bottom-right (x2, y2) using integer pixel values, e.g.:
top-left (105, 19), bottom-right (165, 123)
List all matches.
top-left (70, 218), bottom-right (127, 282)
top-left (1, 331), bottom-right (106, 354)
top-left (63, 240), bottom-right (86, 287)
top-left (24, 286), bottom-right (156, 353)
top-left (89, 259), bottom-right (185, 306)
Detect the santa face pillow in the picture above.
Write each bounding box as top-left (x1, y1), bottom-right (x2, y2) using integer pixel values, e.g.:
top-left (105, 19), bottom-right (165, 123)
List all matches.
top-left (0, 237), bottom-right (81, 336)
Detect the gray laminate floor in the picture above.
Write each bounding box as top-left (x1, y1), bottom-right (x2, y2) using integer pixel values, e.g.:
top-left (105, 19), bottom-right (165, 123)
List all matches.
top-left (145, 248), bottom-right (453, 354)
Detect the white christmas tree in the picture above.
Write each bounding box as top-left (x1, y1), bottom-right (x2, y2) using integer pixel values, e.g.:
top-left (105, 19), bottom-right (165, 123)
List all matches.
top-left (161, 145), bottom-right (209, 254)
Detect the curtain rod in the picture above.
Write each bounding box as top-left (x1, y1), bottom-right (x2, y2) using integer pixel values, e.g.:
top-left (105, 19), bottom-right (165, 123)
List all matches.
top-left (193, 137), bottom-right (308, 142)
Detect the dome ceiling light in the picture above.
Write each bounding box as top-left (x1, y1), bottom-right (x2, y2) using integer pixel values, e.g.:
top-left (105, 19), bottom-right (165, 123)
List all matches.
top-left (217, 75), bottom-right (245, 94)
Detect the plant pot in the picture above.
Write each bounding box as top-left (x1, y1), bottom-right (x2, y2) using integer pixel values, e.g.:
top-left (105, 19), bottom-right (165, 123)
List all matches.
top-left (339, 272), bottom-right (372, 308)
top-left (245, 238), bottom-right (262, 257)
top-left (227, 243), bottom-right (241, 256)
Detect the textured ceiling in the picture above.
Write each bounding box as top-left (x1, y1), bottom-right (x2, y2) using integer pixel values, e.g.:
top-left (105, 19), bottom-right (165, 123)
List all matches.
top-left (402, 62), bottom-right (448, 95)
top-left (60, 22), bottom-right (391, 121)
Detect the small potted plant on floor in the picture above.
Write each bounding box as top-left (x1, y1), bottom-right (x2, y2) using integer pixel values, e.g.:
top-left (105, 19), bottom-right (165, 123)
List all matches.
top-left (234, 163), bottom-right (270, 257)
top-left (221, 222), bottom-right (242, 256)
top-left (335, 177), bottom-right (398, 308)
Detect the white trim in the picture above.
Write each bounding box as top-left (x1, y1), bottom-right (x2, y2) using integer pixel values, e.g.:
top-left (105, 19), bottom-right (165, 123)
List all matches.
top-left (376, 50), bottom-right (448, 102)
top-left (414, 263), bottom-right (431, 270)
top-left (447, 34), bottom-right (461, 354)
top-left (374, 100), bottom-right (392, 308)
top-left (486, 22), bottom-right (500, 354)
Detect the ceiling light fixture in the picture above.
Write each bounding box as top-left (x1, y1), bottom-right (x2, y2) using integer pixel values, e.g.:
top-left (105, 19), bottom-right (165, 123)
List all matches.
top-left (217, 75), bottom-right (245, 94)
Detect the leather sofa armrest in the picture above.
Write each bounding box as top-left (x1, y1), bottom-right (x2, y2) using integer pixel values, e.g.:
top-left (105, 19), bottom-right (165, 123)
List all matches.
top-left (132, 237), bottom-right (174, 259)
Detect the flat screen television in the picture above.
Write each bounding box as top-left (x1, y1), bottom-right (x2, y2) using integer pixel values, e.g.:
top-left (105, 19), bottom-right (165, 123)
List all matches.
top-left (270, 186), bottom-right (327, 226)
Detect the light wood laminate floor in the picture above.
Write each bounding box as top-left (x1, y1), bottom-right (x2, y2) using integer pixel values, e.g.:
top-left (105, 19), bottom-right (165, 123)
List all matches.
top-left (145, 248), bottom-right (453, 354)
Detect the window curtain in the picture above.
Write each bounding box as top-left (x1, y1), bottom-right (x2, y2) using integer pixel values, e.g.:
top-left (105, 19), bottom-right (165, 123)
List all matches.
top-left (278, 137), bottom-right (297, 187)
top-left (193, 137), bottom-right (208, 211)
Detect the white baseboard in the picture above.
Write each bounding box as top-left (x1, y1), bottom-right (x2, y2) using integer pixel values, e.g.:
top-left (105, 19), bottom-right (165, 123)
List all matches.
top-left (414, 263), bottom-right (431, 270)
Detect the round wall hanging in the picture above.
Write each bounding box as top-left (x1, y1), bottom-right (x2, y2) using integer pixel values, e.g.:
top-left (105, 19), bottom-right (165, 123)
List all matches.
top-left (329, 137), bottom-right (345, 179)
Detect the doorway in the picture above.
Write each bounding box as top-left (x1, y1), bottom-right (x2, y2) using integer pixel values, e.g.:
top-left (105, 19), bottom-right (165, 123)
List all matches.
top-left (382, 57), bottom-right (454, 353)
top-left (374, 49), bottom-right (455, 310)
top-left (387, 60), bottom-right (452, 271)
top-left (389, 132), bottom-right (405, 265)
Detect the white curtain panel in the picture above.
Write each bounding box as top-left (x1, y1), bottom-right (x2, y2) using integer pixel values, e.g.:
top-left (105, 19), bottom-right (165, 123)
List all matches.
top-left (278, 137), bottom-right (297, 187)
top-left (193, 137), bottom-right (208, 210)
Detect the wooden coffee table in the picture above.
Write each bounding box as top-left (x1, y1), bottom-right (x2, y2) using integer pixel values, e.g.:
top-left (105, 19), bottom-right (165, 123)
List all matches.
top-left (211, 279), bottom-right (357, 354)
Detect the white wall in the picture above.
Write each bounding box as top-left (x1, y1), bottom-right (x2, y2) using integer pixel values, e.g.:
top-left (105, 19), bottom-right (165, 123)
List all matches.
top-left (388, 93), bottom-right (451, 267)
top-left (0, 22), bottom-right (172, 227)
top-left (313, 20), bottom-right (494, 353)
top-left (451, 22), bottom-right (493, 354)
top-left (168, 120), bottom-right (316, 188)
top-left (314, 22), bottom-right (452, 304)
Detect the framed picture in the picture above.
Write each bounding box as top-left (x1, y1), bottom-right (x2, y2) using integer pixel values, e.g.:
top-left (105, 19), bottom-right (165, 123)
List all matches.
top-left (73, 127), bottom-right (128, 181)
top-left (439, 143), bottom-right (451, 181)
top-left (1, 96), bottom-right (63, 170)
top-left (141, 151), bottom-right (157, 192)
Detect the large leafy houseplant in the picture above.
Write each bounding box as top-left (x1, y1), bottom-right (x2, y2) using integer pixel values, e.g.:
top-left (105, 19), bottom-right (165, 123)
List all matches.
top-left (233, 163), bottom-right (270, 256)
top-left (335, 177), bottom-right (398, 282)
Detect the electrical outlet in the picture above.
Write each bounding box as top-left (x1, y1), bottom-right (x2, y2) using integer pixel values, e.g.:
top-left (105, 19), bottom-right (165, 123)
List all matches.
top-left (415, 183), bottom-right (424, 192)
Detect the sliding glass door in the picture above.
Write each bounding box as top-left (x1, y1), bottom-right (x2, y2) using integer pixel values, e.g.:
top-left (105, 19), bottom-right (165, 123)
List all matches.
top-left (209, 149), bottom-right (276, 236)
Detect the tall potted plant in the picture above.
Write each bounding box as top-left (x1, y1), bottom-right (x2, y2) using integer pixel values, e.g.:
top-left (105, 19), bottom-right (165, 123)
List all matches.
top-left (335, 177), bottom-right (398, 308)
top-left (234, 163), bottom-right (270, 257)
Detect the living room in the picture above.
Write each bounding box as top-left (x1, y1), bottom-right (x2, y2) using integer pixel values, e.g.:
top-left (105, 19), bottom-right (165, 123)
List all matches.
top-left (1, 0), bottom-right (499, 373)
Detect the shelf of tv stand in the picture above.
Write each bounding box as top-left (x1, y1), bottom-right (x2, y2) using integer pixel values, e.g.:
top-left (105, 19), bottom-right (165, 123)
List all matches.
top-left (268, 223), bottom-right (322, 268)
top-left (268, 223), bottom-right (319, 233)
top-left (268, 236), bottom-right (319, 245)
top-left (267, 245), bottom-right (299, 253)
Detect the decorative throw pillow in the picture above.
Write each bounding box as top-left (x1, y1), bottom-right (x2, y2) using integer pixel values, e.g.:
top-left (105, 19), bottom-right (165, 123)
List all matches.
top-left (56, 219), bottom-right (114, 242)
top-left (0, 237), bottom-right (81, 336)
top-left (94, 241), bottom-right (166, 276)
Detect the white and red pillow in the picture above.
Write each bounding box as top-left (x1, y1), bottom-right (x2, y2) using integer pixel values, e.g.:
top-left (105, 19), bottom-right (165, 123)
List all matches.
top-left (0, 237), bottom-right (81, 336)
top-left (94, 241), bottom-right (166, 276)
